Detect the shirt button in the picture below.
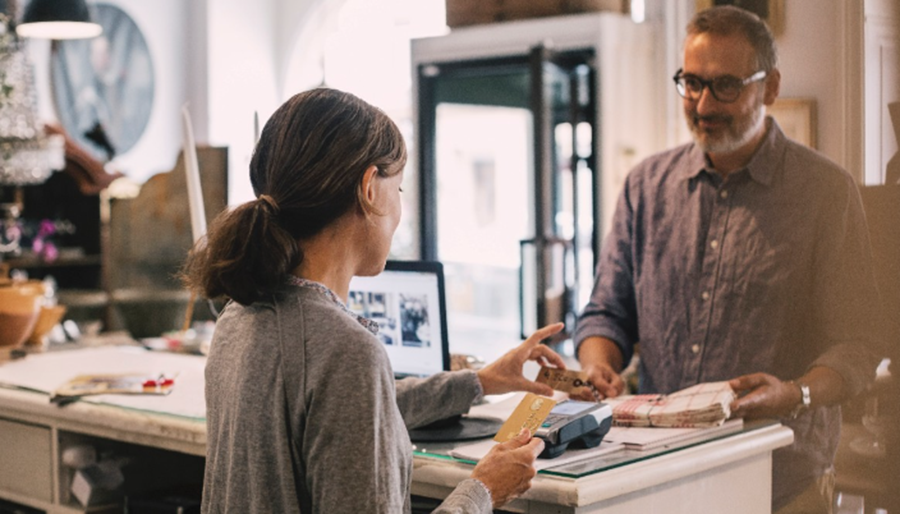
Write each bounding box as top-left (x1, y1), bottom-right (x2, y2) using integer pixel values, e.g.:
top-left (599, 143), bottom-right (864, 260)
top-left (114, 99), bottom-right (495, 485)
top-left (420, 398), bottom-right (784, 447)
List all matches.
top-left (720, 190), bottom-right (728, 199)
top-left (692, 344), bottom-right (701, 354)
top-left (701, 291), bottom-right (710, 301)
top-left (710, 240), bottom-right (719, 249)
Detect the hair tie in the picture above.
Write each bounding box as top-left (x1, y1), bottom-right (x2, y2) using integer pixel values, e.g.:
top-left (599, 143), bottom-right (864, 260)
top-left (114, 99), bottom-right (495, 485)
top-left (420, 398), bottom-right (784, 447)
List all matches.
top-left (257, 194), bottom-right (280, 215)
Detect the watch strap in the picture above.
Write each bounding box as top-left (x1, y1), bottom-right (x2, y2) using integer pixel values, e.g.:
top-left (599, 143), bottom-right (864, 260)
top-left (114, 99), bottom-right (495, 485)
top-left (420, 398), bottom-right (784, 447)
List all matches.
top-left (788, 380), bottom-right (811, 419)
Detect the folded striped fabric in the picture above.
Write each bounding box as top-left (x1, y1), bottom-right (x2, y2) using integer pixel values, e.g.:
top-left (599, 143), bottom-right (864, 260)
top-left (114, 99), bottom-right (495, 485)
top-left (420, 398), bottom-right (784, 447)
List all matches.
top-left (604, 381), bottom-right (735, 428)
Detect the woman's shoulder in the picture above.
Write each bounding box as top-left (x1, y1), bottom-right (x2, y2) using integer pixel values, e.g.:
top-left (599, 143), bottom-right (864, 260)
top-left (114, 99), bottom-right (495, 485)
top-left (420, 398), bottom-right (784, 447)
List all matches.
top-left (284, 287), bottom-right (393, 385)
top-left (215, 287), bottom-right (362, 335)
top-left (282, 287), bottom-right (386, 353)
top-left (213, 285), bottom-right (386, 359)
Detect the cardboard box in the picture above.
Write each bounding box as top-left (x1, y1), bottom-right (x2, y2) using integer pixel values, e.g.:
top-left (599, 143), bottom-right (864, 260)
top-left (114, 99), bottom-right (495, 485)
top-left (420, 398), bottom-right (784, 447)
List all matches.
top-left (446, 0), bottom-right (626, 28)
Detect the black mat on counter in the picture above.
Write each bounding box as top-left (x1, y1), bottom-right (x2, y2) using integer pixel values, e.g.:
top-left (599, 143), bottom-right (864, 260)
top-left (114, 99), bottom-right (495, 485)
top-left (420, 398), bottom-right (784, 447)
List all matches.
top-left (408, 415), bottom-right (503, 442)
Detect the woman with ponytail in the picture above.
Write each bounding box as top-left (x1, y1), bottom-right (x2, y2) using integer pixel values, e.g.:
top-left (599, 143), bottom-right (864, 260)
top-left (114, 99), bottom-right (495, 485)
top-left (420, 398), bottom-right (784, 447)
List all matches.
top-left (187, 88), bottom-right (569, 514)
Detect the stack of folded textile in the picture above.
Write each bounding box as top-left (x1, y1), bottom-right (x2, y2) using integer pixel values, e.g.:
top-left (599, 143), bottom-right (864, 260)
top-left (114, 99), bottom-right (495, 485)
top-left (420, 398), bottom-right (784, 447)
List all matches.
top-left (604, 381), bottom-right (736, 428)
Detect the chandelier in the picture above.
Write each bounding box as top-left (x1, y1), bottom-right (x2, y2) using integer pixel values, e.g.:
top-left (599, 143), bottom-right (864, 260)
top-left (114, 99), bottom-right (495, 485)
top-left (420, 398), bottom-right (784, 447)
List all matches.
top-left (0, 19), bottom-right (64, 185)
top-left (0, 16), bottom-right (65, 258)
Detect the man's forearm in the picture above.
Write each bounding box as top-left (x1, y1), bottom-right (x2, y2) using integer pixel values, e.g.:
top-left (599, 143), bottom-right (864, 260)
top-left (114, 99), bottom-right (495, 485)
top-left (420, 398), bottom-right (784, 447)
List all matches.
top-left (577, 336), bottom-right (625, 373)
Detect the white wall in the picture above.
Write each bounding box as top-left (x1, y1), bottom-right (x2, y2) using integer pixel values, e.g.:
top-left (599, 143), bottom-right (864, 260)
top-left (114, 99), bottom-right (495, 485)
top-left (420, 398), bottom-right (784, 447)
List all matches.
top-left (28, 1), bottom-right (884, 198)
top-left (776, 0), bottom-right (848, 171)
top-left (205, 0), bottom-right (280, 205)
top-left (276, 0), bottom-right (320, 100)
top-left (748, 0), bottom-right (898, 184)
top-left (864, 0), bottom-right (899, 184)
top-left (29, 0), bottom-right (285, 203)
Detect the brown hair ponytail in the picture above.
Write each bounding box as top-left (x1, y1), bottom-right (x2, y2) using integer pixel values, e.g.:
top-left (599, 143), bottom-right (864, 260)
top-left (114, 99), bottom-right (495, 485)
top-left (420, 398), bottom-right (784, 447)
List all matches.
top-left (181, 88), bottom-right (406, 305)
top-left (182, 195), bottom-right (299, 306)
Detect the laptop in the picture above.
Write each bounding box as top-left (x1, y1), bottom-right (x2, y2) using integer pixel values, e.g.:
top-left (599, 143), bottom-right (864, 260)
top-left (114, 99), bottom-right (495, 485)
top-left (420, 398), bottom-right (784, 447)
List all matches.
top-left (347, 260), bottom-right (451, 379)
top-left (348, 260), bottom-right (504, 442)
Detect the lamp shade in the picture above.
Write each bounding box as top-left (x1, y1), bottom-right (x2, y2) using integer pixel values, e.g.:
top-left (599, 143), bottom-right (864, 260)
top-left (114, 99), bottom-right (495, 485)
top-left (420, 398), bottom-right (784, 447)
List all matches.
top-left (16, 0), bottom-right (102, 39)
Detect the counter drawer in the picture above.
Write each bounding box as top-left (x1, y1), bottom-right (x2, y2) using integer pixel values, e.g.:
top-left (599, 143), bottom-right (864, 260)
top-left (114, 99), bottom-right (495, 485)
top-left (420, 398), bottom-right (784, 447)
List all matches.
top-left (0, 417), bottom-right (52, 503)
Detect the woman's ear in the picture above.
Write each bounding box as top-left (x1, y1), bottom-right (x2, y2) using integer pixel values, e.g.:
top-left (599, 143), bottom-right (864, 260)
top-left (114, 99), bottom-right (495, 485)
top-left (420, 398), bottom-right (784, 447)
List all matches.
top-left (359, 165), bottom-right (380, 212)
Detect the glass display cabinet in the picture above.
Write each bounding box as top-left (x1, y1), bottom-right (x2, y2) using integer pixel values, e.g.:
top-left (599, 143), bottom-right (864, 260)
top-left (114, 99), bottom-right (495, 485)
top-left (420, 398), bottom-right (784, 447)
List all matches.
top-left (411, 13), bottom-right (664, 349)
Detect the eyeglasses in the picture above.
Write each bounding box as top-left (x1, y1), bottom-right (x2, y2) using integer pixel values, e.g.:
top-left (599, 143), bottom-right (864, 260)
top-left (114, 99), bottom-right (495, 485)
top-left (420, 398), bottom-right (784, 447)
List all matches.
top-left (673, 68), bottom-right (767, 103)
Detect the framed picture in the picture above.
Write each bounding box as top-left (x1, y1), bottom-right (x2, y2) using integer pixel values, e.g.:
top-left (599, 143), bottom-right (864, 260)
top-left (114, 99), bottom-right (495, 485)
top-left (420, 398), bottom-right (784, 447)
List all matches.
top-left (767, 98), bottom-right (817, 149)
top-left (695, 0), bottom-right (785, 37)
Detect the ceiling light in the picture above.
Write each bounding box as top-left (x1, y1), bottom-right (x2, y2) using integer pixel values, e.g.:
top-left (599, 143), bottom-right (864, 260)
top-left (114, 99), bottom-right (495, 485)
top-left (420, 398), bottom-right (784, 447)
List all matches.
top-left (16, 0), bottom-right (102, 40)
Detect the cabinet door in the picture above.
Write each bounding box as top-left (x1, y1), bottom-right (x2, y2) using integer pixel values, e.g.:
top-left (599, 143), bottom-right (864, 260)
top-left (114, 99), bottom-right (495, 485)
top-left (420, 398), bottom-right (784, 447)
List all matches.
top-left (417, 47), bottom-right (596, 349)
top-left (523, 45), bottom-right (595, 340)
top-left (0, 418), bottom-right (52, 503)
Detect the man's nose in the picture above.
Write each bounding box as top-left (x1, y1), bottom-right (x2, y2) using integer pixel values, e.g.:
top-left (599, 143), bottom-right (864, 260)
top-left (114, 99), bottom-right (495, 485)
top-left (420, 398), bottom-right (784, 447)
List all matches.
top-left (693, 86), bottom-right (721, 113)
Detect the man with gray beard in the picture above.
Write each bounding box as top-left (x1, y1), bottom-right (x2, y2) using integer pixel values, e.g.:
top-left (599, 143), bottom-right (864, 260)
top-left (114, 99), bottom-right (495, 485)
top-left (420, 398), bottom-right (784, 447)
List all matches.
top-left (573, 6), bottom-right (884, 513)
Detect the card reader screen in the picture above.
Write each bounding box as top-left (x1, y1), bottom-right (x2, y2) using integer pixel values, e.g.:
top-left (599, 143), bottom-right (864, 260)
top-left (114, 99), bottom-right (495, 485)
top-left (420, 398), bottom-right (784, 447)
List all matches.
top-left (550, 401), bottom-right (595, 416)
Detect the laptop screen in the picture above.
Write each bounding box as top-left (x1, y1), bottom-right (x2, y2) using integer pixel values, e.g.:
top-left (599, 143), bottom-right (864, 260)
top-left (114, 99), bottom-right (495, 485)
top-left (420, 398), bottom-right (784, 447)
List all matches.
top-left (347, 261), bottom-right (451, 378)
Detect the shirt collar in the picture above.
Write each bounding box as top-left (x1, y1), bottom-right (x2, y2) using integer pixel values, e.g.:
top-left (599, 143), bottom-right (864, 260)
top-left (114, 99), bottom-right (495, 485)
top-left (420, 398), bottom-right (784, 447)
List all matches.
top-left (681, 116), bottom-right (786, 187)
top-left (682, 144), bottom-right (709, 181)
top-left (287, 276), bottom-right (380, 335)
top-left (743, 116), bottom-right (785, 187)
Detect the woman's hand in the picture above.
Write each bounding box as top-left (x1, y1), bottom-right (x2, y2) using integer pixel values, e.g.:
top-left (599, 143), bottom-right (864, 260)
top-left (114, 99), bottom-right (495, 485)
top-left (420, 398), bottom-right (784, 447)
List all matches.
top-left (470, 429), bottom-right (545, 508)
top-left (476, 323), bottom-right (566, 397)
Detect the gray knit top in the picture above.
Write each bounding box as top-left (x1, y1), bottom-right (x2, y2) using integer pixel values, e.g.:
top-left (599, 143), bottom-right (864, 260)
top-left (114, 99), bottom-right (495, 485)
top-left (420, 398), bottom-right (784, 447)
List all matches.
top-left (201, 283), bottom-right (492, 513)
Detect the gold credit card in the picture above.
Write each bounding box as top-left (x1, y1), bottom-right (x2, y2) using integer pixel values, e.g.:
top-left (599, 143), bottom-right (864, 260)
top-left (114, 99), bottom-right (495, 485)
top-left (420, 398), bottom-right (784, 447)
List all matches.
top-left (535, 366), bottom-right (590, 394)
top-left (494, 393), bottom-right (557, 442)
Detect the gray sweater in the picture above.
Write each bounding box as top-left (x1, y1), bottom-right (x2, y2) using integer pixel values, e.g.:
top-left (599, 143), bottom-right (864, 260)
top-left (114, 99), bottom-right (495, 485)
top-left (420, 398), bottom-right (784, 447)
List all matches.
top-left (201, 284), bottom-right (492, 513)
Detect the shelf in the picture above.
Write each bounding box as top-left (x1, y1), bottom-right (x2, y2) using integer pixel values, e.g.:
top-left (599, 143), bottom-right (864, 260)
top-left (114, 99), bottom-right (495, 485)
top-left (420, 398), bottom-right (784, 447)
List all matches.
top-left (4, 253), bottom-right (102, 269)
top-left (57, 290), bottom-right (109, 309)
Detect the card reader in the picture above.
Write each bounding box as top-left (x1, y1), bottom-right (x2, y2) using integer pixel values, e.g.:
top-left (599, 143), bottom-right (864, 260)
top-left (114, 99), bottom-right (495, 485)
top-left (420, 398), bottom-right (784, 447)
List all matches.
top-left (534, 400), bottom-right (613, 459)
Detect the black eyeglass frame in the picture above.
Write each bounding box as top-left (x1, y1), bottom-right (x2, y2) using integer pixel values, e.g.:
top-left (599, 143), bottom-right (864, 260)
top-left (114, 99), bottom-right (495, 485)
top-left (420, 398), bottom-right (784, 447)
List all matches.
top-left (672, 68), bottom-right (767, 103)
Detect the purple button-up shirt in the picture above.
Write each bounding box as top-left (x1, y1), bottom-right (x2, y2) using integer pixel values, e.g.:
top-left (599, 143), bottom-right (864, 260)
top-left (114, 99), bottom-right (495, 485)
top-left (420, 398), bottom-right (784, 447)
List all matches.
top-left (575, 118), bottom-right (883, 508)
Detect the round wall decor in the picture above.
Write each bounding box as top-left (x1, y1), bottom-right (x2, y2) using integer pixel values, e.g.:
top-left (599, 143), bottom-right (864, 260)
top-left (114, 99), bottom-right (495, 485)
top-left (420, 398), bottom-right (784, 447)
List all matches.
top-left (51, 3), bottom-right (154, 163)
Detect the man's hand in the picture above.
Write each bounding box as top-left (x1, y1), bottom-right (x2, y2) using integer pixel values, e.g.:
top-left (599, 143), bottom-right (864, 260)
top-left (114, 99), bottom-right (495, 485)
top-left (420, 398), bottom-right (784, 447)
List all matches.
top-left (570, 361), bottom-right (626, 401)
top-left (471, 429), bottom-right (545, 508)
top-left (476, 323), bottom-right (566, 397)
top-left (730, 367), bottom-right (846, 420)
top-left (574, 336), bottom-right (625, 400)
top-left (729, 373), bottom-right (800, 419)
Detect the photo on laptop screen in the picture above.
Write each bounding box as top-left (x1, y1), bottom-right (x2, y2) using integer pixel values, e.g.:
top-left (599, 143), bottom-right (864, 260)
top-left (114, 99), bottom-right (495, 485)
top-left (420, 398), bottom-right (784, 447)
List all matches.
top-left (347, 261), bottom-right (450, 378)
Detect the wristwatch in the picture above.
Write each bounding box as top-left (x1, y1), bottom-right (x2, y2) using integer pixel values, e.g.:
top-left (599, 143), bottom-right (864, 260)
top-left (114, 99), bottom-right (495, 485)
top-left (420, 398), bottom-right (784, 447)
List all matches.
top-left (788, 381), bottom-right (811, 419)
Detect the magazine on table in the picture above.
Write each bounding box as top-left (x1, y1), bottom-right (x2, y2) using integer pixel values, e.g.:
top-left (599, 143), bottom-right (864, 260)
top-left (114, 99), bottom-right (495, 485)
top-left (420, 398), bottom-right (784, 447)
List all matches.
top-left (50, 373), bottom-right (177, 403)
